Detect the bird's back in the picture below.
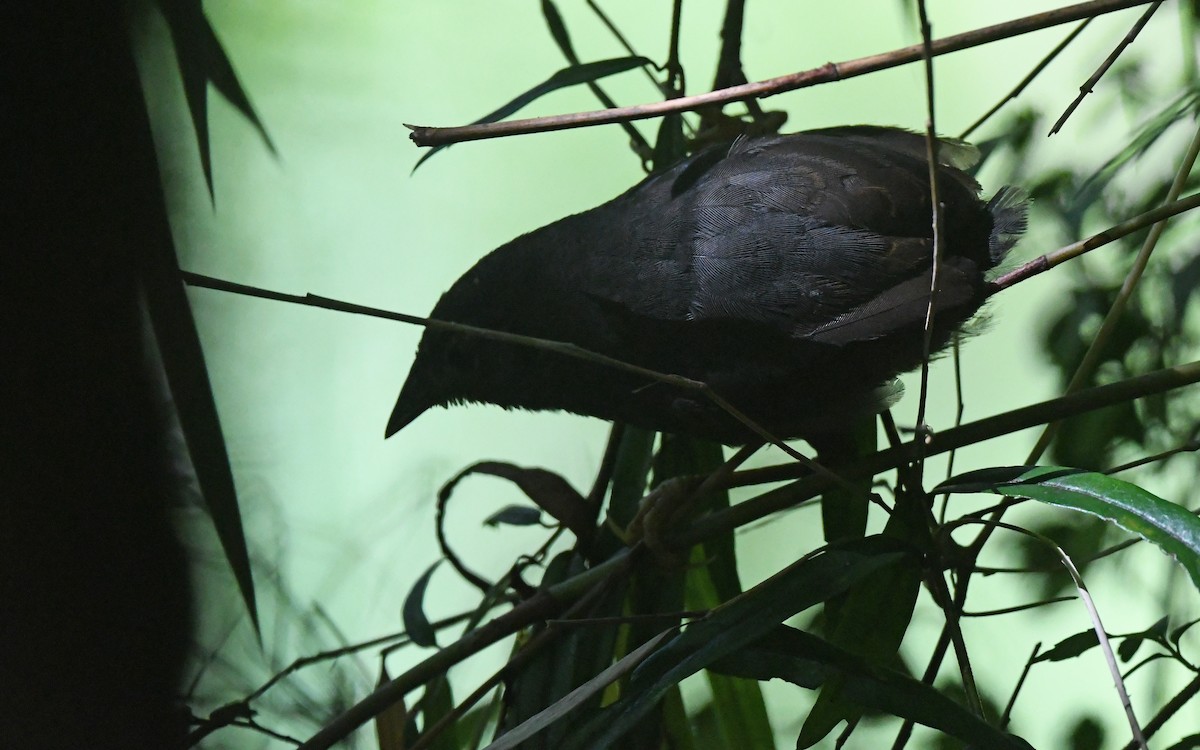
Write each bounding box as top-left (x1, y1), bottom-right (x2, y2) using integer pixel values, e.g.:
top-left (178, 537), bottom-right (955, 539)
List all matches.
top-left (388, 126), bottom-right (1026, 443)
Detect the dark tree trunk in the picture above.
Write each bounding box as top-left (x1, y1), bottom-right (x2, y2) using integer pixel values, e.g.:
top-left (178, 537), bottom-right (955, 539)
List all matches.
top-left (3, 3), bottom-right (193, 747)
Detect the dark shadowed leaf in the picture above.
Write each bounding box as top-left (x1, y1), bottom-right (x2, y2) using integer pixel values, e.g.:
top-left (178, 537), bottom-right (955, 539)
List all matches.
top-left (1117, 616), bottom-right (1169, 662)
top-left (414, 674), bottom-right (460, 750)
top-left (562, 539), bottom-right (906, 749)
top-left (819, 416), bottom-right (875, 545)
top-left (708, 626), bottom-right (1033, 750)
top-left (374, 666), bottom-right (409, 750)
top-left (1034, 629), bottom-right (1100, 663)
top-left (440, 461), bottom-right (593, 543)
top-left (403, 560), bottom-right (442, 648)
top-left (484, 505), bottom-right (544, 527)
top-left (485, 629), bottom-right (673, 750)
top-left (683, 549), bottom-right (771, 749)
top-left (1066, 715), bottom-right (1105, 750)
top-left (937, 466), bottom-right (1200, 590)
top-left (157, 0), bottom-right (276, 198)
top-left (413, 56), bottom-right (651, 171)
top-left (540, 0), bottom-right (576, 62)
top-left (797, 549), bottom-right (920, 747)
top-left (1171, 616), bottom-right (1200, 644)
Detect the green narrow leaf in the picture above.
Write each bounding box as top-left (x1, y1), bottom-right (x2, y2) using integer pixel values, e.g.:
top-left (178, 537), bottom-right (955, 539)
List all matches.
top-left (374, 666), bottom-right (409, 750)
top-left (1165, 733), bottom-right (1200, 750)
top-left (416, 674), bottom-right (461, 750)
top-left (403, 560), bottom-right (442, 648)
top-left (1171, 616), bottom-right (1200, 644)
top-left (143, 225), bottom-right (259, 634)
top-left (819, 417), bottom-right (876, 544)
top-left (158, 0), bottom-right (276, 199)
top-left (413, 56), bottom-right (651, 171)
top-left (486, 629), bottom-right (673, 750)
top-left (710, 626), bottom-right (1033, 750)
top-left (564, 540), bottom-right (906, 749)
top-left (938, 466), bottom-right (1200, 590)
top-left (684, 549), bottom-right (772, 749)
top-left (797, 550), bottom-right (921, 747)
top-left (540, 0), bottom-right (578, 63)
top-left (660, 684), bottom-right (699, 750)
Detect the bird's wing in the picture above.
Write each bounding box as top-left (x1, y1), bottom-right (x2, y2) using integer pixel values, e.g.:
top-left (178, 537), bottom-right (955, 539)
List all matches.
top-left (681, 135), bottom-right (941, 339)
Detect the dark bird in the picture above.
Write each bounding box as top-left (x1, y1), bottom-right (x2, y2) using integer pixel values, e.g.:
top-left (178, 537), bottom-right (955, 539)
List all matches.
top-left (387, 126), bottom-right (1026, 445)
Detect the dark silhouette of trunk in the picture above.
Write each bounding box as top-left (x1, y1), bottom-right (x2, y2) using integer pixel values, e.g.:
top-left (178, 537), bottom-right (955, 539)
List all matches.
top-left (4, 3), bottom-right (193, 747)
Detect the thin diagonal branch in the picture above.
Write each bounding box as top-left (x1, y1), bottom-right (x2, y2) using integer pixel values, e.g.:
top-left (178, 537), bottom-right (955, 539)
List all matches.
top-left (180, 271), bottom-right (844, 483)
top-left (408, 0), bottom-right (1157, 147)
top-left (960, 17), bottom-right (1093, 139)
top-left (1049, 1), bottom-right (1163, 135)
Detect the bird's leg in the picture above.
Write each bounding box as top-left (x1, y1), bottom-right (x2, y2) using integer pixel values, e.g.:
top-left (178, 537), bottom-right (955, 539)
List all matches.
top-left (622, 475), bottom-right (704, 566)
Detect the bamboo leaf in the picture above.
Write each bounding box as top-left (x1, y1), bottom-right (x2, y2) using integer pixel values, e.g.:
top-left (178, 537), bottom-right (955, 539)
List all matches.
top-left (711, 626), bottom-right (1033, 750)
top-left (938, 466), bottom-right (1200, 591)
top-left (403, 560), bottom-right (442, 649)
top-left (414, 56), bottom-right (651, 171)
top-left (563, 539), bottom-right (905, 749)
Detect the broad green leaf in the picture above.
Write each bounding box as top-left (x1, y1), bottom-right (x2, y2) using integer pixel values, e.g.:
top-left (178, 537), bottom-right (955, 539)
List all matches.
top-left (711, 626), bottom-right (1033, 750)
top-left (563, 539), bottom-right (906, 749)
top-left (403, 560), bottom-right (442, 648)
top-left (413, 56), bottom-right (651, 171)
top-left (938, 466), bottom-right (1200, 591)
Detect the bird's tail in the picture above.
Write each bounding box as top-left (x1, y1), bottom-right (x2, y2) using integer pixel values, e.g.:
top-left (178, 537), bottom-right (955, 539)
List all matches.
top-left (986, 186), bottom-right (1029, 265)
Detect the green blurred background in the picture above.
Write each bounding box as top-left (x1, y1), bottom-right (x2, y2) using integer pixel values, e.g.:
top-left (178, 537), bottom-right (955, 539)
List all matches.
top-left (132, 1), bottom-right (1200, 747)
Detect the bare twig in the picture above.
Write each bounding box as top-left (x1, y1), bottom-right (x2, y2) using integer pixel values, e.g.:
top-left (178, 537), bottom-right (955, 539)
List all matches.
top-left (960, 18), bottom-right (1093, 139)
top-left (1049, 1), bottom-right (1163, 135)
top-left (950, 520), bottom-right (1147, 748)
top-left (540, 0), bottom-right (651, 156)
top-left (1118, 673), bottom-right (1200, 750)
top-left (1000, 642), bottom-right (1042, 729)
top-left (179, 271), bottom-right (836, 478)
top-left (679, 359), bottom-right (1200, 545)
top-left (962, 597), bottom-right (1074, 617)
top-left (407, 0), bottom-right (1157, 147)
top-left (297, 550), bottom-right (634, 750)
top-left (915, 0), bottom-right (943, 466)
top-left (990, 192), bottom-right (1200, 291)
